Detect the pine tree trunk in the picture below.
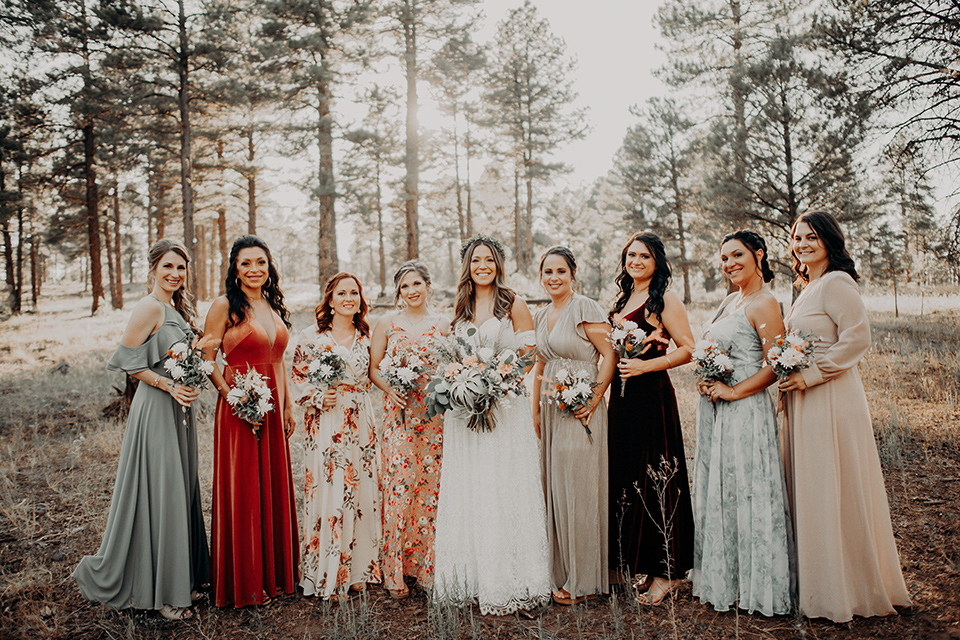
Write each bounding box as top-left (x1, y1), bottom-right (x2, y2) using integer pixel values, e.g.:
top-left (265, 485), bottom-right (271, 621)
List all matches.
top-left (80, 0), bottom-right (103, 315)
top-left (14, 200), bottom-right (23, 314)
top-left (465, 124), bottom-right (473, 238)
top-left (513, 159), bottom-right (521, 270)
top-left (729, 0), bottom-right (749, 229)
top-left (178, 0), bottom-right (196, 294)
top-left (247, 128), bottom-right (257, 235)
top-left (195, 223), bottom-right (207, 300)
top-left (103, 218), bottom-right (118, 309)
top-left (218, 207), bottom-right (227, 295)
top-left (317, 79), bottom-right (338, 288)
top-left (376, 152), bottom-right (386, 294)
top-left (452, 107), bottom-right (465, 242)
top-left (113, 185), bottom-right (123, 308)
top-left (30, 234), bottom-right (39, 310)
top-left (156, 179), bottom-right (167, 240)
top-left (671, 163), bottom-right (691, 303)
top-left (2, 220), bottom-right (14, 305)
top-left (402, 0), bottom-right (420, 260)
top-left (147, 171), bottom-right (155, 248)
top-left (523, 153), bottom-right (534, 273)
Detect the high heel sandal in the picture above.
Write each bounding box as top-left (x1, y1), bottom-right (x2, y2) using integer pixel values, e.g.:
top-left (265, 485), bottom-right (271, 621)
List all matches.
top-left (636, 578), bottom-right (677, 606)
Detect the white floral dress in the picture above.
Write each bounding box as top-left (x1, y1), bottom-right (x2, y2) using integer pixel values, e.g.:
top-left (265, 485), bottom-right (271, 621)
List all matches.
top-left (291, 327), bottom-right (381, 598)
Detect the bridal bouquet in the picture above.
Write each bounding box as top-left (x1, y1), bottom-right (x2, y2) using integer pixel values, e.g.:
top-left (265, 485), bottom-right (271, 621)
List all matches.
top-left (425, 328), bottom-right (533, 432)
top-left (163, 340), bottom-right (213, 390)
top-left (767, 329), bottom-right (818, 380)
top-left (547, 367), bottom-right (599, 442)
top-left (692, 338), bottom-right (735, 385)
top-left (226, 366), bottom-right (274, 438)
top-left (378, 348), bottom-right (427, 397)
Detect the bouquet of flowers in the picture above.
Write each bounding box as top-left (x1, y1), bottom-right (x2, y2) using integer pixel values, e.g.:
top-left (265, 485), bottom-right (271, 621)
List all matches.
top-left (303, 340), bottom-right (350, 408)
top-left (226, 366), bottom-right (274, 438)
top-left (608, 317), bottom-right (663, 396)
top-left (424, 328), bottom-right (534, 432)
top-left (767, 329), bottom-right (818, 380)
top-left (547, 367), bottom-right (599, 442)
top-left (378, 349), bottom-right (427, 397)
top-left (692, 338), bottom-right (735, 385)
top-left (163, 340), bottom-right (214, 390)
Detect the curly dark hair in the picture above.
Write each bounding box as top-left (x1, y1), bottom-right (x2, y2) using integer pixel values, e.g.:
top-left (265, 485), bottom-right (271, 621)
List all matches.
top-left (147, 238), bottom-right (198, 334)
top-left (611, 231), bottom-right (671, 323)
top-left (315, 272), bottom-right (371, 338)
top-left (224, 235), bottom-right (291, 328)
top-left (454, 236), bottom-right (516, 326)
top-left (790, 211), bottom-right (859, 287)
top-left (721, 230), bottom-right (775, 283)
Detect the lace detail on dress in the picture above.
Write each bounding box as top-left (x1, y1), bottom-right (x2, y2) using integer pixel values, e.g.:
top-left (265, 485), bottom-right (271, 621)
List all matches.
top-left (433, 316), bottom-right (552, 615)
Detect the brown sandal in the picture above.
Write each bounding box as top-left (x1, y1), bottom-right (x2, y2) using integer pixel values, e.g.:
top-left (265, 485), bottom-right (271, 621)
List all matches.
top-left (159, 605), bottom-right (194, 621)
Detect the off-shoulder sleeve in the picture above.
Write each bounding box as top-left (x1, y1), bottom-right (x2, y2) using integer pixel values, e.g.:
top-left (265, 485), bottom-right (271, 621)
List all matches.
top-left (799, 272), bottom-right (871, 388)
top-left (573, 295), bottom-right (607, 343)
top-left (106, 332), bottom-right (165, 374)
top-left (290, 329), bottom-right (320, 407)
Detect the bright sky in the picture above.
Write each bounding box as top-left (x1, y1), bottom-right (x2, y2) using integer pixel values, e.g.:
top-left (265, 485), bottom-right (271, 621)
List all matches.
top-left (473, 1), bottom-right (667, 187)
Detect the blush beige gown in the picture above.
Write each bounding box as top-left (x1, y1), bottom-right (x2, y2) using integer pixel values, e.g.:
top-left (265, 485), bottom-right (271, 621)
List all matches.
top-left (781, 271), bottom-right (910, 622)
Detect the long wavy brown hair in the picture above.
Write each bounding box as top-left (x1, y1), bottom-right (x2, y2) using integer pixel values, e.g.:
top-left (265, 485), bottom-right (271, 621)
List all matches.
top-left (147, 239), bottom-right (198, 334)
top-left (790, 211), bottom-right (859, 288)
top-left (315, 272), bottom-right (370, 337)
top-left (453, 236), bottom-right (516, 326)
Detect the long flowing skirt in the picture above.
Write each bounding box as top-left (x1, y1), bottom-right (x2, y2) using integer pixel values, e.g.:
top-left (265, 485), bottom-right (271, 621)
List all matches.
top-left (433, 395), bottom-right (552, 615)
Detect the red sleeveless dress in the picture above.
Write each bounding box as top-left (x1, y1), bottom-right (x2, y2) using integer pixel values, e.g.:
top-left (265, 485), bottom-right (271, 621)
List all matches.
top-left (211, 312), bottom-right (299, 607)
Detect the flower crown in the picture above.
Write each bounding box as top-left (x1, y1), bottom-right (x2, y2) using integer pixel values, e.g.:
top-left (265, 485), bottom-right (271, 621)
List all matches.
top-left (460, 234), bottom-right (507, 262)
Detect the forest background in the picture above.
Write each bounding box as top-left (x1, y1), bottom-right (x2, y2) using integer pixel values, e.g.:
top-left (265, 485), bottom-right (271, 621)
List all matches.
top-left (1, 0), bottom-right (959, 311)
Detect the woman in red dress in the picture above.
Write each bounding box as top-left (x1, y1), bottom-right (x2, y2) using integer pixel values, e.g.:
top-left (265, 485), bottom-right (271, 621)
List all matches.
top-left (202, 235), bottom-right (299, 607)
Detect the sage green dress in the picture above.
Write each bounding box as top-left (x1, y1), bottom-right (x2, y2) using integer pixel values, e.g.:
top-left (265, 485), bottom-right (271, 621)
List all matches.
top-left (534, 294), bottom-right (609, 597)
top-left (73, 304), bottom-right (210, 609)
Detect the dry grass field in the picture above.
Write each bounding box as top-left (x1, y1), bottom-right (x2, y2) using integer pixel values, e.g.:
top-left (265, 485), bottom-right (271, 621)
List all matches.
top-left (1, 283), bottom-right (958, 639)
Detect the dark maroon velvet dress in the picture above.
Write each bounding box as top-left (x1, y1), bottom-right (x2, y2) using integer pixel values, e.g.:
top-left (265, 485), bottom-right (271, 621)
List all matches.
top-left (607, 302), bottom-right (694, 581)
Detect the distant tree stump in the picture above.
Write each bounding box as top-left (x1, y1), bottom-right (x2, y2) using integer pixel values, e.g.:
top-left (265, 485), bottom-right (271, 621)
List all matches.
top-left (102, 375), bottom-right (139, 420)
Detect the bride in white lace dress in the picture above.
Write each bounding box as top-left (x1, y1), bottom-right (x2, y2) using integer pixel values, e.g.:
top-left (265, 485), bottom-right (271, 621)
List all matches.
top-left (433, 236), bottom-right (552, 616)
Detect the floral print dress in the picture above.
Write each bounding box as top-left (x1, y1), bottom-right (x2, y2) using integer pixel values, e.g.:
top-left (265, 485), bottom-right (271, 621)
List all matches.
top-left (380, 322), bottom-right (445, 592)
top-left (291, 326), bottom-right (381, 599)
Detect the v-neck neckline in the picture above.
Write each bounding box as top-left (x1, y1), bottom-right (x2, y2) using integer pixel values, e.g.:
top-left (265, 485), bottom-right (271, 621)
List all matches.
top-left (330, 327), bottom-right (357, 351)
top-left (251, 309), bottom-right (278, 349)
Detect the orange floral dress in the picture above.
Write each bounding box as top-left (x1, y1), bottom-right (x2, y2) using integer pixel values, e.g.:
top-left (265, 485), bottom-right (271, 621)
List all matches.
top-left (380, 322), bottom-right (445, 592)
top-left (291, 327), bottom-right (381, 599)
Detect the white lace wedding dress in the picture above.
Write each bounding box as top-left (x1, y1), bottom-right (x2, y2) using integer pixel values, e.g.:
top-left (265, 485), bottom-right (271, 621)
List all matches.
top-left (432, 317), bottom-right (552, 615)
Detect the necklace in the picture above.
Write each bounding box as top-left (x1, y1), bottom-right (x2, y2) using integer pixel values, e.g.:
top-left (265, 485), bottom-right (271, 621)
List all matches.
top-left (734, 285), bottom-right (764, 308)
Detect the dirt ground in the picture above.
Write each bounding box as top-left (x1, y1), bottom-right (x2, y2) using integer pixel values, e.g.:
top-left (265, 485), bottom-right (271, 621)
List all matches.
top-left (1, 284), bottom-right (958, 639)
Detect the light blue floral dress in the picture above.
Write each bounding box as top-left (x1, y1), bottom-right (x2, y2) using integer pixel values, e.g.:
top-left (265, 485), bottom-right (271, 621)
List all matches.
top-left (691, 302), bottom-right (793, 616)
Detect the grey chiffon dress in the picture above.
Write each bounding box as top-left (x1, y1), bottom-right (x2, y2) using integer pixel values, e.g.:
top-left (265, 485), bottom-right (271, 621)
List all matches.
top-left (691, 301), bottom-right (792, 616)
top-left (534, 294), bottom-right (609, 598)
top-left (73, 304), bottom-right (210, 610)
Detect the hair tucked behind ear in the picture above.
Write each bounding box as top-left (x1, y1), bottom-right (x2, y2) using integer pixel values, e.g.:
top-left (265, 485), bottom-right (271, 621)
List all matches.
top-left (721, 230), bottom-right (775, 283)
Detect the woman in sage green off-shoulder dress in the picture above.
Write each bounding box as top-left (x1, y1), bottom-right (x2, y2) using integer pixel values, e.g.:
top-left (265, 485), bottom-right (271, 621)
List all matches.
top-left (73, 240), bottom-right (209, 622)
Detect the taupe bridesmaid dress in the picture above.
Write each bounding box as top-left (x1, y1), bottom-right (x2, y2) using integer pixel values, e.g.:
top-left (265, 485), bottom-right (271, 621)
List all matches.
top-left (534, 294), bottom-right (609, 598)
top-left (781, 271), bottom-right (910, 622)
